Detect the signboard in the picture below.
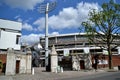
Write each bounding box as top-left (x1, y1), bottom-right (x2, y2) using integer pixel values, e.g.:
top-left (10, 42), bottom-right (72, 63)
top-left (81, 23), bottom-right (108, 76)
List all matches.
top-left (98, 60), bottom-right (108, 64)
top-left (84, 47), bottom-right (89, 54)
top-left (118, 47), bottom-right (120, 54)
top-left (103, 50), bottom-right (108, 55)
top-left (94, 60), bottom-right (108, 64)
top-left (64, 49), bottom-right (69, 56)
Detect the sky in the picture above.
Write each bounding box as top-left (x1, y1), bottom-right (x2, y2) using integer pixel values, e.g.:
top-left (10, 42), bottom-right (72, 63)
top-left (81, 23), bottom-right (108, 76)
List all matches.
top-left (0, 0), bottom-right (119, 45)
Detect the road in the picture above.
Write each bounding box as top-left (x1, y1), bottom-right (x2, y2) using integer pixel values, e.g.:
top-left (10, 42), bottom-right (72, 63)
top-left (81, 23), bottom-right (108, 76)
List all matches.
top-left (60, 71), bottom-right (120, 80)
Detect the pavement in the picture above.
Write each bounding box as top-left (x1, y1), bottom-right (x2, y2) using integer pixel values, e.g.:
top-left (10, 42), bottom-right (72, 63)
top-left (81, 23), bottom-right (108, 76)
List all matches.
top-left (0, 67), bottom-right (113, 80)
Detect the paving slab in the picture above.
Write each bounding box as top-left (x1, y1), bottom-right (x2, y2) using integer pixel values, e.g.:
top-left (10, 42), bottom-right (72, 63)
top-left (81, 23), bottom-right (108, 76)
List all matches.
top-left (0, 67), bottom-right (107, 80)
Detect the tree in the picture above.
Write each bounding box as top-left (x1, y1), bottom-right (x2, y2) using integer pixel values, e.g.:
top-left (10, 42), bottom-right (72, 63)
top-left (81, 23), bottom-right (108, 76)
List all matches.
top-left (82, 0), bottom-right (120, 69)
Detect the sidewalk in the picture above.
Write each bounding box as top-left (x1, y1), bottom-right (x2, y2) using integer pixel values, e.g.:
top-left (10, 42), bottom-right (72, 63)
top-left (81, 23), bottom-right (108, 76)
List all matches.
top-left (0, 67), bottom-right (106, 80)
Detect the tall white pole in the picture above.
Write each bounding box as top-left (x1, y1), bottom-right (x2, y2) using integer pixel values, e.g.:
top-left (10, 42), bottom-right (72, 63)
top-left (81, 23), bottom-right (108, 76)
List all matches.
top-left (45, 3), bottom-right (49, 69)
top-left (39, 2), bottom-right (56, 71)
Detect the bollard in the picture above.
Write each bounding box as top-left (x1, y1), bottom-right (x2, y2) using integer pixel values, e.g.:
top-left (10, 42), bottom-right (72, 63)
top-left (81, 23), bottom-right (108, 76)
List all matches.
top-left (55, 67), bottom-right (58, 73)
top-left (57, 66), bottom-right (60, 73)
top-left (32, 68), bottom-right (34, 75)
top-left (61, 67), bottom-right (63, 73)
top-left (118, 65), bottom-right (120, 70)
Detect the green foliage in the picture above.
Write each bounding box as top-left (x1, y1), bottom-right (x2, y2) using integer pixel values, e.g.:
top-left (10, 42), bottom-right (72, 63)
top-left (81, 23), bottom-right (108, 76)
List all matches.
top-left (82, 0), bottom-right (120, 47)
top-left (81, 0), bottom-right (120, 69)
top-left (0, 60), bottom-right (3, 69)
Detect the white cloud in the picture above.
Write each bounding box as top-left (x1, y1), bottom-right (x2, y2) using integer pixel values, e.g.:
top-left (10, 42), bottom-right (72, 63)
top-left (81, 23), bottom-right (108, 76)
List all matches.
top-left (20, 31), bottom-right (59, 45)
top-left (17, 18), bottom-right (23, 22)
top-left (33, 17), bottom-right (45, 31)
top-left (14, 15), bottom-right (20, 19)
top-left (14, 15), bottom-right (23, 22)
top-left (22, 23), bottom-right (33, 31)
top-left (50, 32), bottom-right (59, 35)
top-left (20, 34), bottom-right (43, 45)
top-left (14, 16), bottom-right (35, 31)
top-left (34, 2), bottom-right (100, 31)
top-left (49, 7), bottom-right (79, 29)
top-left (2, 0), bottom-right (44, 10)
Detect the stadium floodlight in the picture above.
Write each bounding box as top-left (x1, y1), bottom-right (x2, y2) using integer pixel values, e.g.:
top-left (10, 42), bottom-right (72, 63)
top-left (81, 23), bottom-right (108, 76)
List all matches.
top-left (39, 2), bottom-right (56, 71)
top-left (39, 2), bottom-right (56, 13)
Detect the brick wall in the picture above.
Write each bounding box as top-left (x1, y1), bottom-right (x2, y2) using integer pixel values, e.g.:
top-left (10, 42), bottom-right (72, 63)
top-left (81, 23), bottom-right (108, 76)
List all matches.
top-left (0, 54), bottom-right (7, 64)
top-left (0, 53), bottom-right (7, 73)
top-left (91, 54), bottom-right (120, 69)
top-left (107, 55), bottom-right (120, 67)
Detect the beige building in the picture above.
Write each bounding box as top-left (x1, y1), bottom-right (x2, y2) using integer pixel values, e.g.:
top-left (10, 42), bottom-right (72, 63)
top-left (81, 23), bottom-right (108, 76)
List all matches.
top-left (0, 19), bottom-right (32, 75)
top-left (40, 33), bottom-right (120, 70)
top-left (5, 48), bottom-right (32, 75)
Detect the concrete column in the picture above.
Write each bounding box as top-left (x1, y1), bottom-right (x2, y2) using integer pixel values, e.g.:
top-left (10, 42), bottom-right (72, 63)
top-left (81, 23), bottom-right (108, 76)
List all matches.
top-left (19, 55), bottom-right (26, 74)
top-left (5, 48), bottom-right (16, 75)
top-left (72, 55), bottom-right (80, 71)
top-left (85, 54), bottom-right (92, 69)
top-left (50, 45), bottom-right (58, 72)
top-left (26, 50), bottom-right (32, 74)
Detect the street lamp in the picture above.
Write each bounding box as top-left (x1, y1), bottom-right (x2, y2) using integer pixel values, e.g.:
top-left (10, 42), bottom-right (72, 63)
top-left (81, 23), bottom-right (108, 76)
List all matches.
top-left (39, 2), bottom-right (56, 71)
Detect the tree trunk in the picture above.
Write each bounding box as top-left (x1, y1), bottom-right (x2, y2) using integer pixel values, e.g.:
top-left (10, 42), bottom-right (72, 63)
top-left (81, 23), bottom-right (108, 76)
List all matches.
top-left (108, 45), bottom-right (112, 69)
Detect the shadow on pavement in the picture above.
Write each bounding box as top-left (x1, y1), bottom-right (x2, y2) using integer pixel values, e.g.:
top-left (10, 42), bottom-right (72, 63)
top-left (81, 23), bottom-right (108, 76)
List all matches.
top-left (115, 78), bottom-right (120, 80)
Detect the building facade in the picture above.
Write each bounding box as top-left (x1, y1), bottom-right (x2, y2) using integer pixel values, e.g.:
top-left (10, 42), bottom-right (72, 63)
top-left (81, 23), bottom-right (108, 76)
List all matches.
top-left (0, 48), bottom-right (32, 75)
top-left (0, 19), bottom-right (22, 50)
top-left (0, 19), bottom-right (32, 75)
top-left (40, 33), bottom-right (120, 70)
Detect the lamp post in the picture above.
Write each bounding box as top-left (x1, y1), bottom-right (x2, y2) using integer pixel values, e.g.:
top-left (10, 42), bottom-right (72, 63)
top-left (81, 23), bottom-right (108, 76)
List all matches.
top-left (39, 2), bottom-right (56, 71)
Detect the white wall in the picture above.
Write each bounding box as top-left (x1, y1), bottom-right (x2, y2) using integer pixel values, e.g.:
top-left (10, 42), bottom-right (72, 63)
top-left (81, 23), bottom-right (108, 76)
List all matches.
top-left (0, 19), bottom-right (21, 31)
top-left (0, 19), bottom-right (22, 50)
top-left (0, 30), bottom-right (21, 50)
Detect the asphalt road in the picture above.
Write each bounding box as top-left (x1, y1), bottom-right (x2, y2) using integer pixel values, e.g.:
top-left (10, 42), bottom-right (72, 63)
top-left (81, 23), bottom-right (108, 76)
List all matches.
top-left (60, 71), bottom-right (120, 80)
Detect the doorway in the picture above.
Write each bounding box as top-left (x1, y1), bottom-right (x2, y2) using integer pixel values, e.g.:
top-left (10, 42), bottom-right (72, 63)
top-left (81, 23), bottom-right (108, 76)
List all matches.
top-left (16, 60), bottom-right (20, 74)
top-left (80, 60), bottom-right (85, 69)
top-left (58, 56), bottom-right (72, 71)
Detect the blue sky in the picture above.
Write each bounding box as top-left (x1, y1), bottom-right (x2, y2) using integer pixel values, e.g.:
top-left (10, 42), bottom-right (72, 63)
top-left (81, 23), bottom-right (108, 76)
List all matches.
top-left (0, 0), bottom-right (119, 45)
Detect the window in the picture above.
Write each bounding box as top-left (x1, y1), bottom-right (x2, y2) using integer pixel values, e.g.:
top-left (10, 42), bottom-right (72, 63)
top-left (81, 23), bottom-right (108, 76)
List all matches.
top-left (16, 35), bottom-right (21, 44)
